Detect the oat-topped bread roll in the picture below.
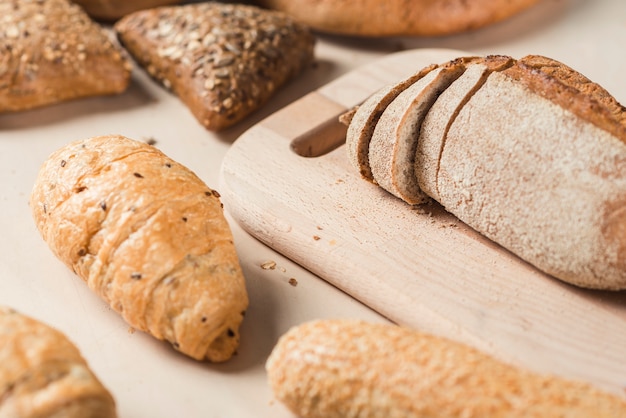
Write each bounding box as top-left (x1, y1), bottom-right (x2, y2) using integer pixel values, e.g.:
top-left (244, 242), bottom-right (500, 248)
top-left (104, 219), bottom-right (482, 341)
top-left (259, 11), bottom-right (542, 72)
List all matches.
top-left (0, 306), bottom-right (116, 418)
top-left (252, 0), bottom-right (541, 37)
top-left (114, 2), bottom-right (315, 131)
top-left (267, 319), bottom-right (626, 418)
top-left (72, 0), bottom-right (183, 21)
top-left (30, 135), bottom-right (249, 362)
top-left (0, 0), bottom-right (132, 113)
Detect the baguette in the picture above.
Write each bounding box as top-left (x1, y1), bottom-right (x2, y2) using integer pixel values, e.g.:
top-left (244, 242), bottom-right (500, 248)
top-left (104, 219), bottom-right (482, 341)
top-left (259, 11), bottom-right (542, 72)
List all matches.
top-left (266, 319), bottom-right (626, 418)
top-left (0, 0), bottom-right (132, 113)
top-left (251, 0), bottom-right (540, 37)
top-left (30, 135), bottom-right (249, 362)
top-left (348, 54), bottom-right (626, 290)
top-left (0, 306), bottom-right (116, 418)
top-left (114, 3), bottom-right (315, 131)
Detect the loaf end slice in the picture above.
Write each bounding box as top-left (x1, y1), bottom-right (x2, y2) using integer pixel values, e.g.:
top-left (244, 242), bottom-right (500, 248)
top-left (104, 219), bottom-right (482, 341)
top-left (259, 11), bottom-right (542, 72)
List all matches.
top-left (114, 3), bottom-right (315, 131)
top-left (30, 135), bottom-right (249, 361)
top-left (0, 306), bottom-right (117, 418)
top-left (345, 63), bottom-right (438, 183)
top-left (368, 60), bottom-right (466, 205)
top-left (0, 0), bottom-right (132, 113)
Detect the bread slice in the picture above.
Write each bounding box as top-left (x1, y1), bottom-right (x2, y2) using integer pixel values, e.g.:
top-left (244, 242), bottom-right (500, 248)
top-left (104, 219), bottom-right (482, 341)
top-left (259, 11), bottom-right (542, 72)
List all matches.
top-left (437, 55), bottom-right (626, 289)
top-left (30, 135), bottom-right (249, 361)
top-left (416, 55), bottom-right (515, 200)
top-left (0, 306), bottom-right (117, 418)
top-left (368, 61), bottom-right (466, 205)
top-left (114, 3), bottom-right (315, 131)
top-left (345, 64), bottom-right (438, 183)
top-left (0, 0), bottom-right (132, 113)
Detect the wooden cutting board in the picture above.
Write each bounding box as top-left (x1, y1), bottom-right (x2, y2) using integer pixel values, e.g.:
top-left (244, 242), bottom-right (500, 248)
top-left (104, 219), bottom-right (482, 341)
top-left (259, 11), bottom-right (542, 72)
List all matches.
top-left (219, 48), bottom-right (626, 394)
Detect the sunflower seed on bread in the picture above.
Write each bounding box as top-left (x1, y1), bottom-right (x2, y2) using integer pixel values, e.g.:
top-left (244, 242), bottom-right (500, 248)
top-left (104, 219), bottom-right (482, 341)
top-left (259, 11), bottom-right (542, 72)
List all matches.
top-left (0, 306), bottom-right (117, 418)
top-left (0, 0), bottom-right (132, 113)
top-left (114, 2), bottom-right (315, 131)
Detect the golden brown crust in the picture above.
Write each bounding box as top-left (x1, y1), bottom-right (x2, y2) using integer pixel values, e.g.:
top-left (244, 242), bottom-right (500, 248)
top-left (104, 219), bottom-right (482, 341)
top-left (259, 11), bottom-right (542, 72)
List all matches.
top-left (114, 3), bottom-right (315, 131)
top-left (30, 135), bottom-right (249, 362)
top-left (72, 0), bottom-right (183, 21)
top-left (503, 55), bottom-right (626, 143)
top-left (0, 0), bottom-right (132, 113)
top-left (267, 319), bottom-right (626, 418)
top-left (252, 0), bottom-right (541, 37)
top-left (0, 307), bottom-right (117, 418)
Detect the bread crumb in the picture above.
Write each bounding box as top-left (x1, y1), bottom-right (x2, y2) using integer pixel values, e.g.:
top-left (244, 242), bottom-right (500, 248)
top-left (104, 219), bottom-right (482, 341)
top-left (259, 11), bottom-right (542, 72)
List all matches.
top-left (128, 327), bottom-right (136, 334)
top-left (261, 260), bottom-right (277, 270)
top-left (313, 235), bottom-right (321, 241)
top-left (288, 278), bottom-right (298, 287)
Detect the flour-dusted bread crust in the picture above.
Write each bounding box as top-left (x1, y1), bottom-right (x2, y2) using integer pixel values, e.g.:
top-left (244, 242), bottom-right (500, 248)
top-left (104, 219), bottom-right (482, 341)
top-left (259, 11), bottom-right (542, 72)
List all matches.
top-left (30, 135), bottom-right (249, 362)
top-left (416, 55), bottom-right (515, 200)
top-left (114, 3), bottom-right (315, 131)
top-left (72, 0), bottom-right (183, 21)
top-left (437, 56), bottom-right (626, 290)
top-left (0, 0), bottom-right (132, 113)
top-left (266, 319), bottom-right (626, 418)
top-left (345, 64), bottom-right (438, 183)
top-left (368, 61), bottom-right (465, 205)
top-left (0, 307), bottom-right (116, 418)
top-left (251, 0), bottom-right (541, 37)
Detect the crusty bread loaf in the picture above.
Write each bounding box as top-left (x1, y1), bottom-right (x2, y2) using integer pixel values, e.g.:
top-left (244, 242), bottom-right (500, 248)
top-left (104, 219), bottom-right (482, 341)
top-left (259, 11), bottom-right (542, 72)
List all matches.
top-left (30, 135), bottom-right (249, 362)
top-left (346, 64), bottom-right (438, 183)
top-left (0, 306), bottom-right (117, 418)
top-left (368, 61), bottom-right (465, 205)
top-left (416, 55), bottom-right (515, 200)
top-left (347, 54), bottom-right (626, 290)
top-left (251, 0), bottom-right (541, 37)
top-left (72, 0), bottom-right (183, 21)
top-left (267, 319), bottom-right (626, 418)
top-left (114, 3), bottom-right (315, 131)
top-left (0, 0), bottom-right (132, 113)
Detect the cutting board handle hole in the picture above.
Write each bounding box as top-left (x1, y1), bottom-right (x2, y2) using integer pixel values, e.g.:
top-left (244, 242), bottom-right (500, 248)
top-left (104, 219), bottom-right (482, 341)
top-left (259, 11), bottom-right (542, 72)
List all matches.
top-left (290, 113), bottom-right (347, 158)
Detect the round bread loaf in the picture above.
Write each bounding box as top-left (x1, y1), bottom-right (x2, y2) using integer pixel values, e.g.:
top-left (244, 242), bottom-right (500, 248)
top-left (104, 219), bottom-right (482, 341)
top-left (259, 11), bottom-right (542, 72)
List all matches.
top-left (251, 0), bottom-right (541, 37)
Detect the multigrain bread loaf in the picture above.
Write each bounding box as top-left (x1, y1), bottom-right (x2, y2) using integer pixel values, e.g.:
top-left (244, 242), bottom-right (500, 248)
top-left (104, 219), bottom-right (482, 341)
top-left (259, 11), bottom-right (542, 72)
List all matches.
top-left (114, 2), bottom-right (315, 131)
top-left (0, 0), bottom-right (132, 113)
top-left (30, 135), bottom-right (248, 362)
top-left (345, 54), bottom-right (626, 290)
top-left (266, 319), bottom-right (626, 418)
top-left (0, 306), bottom-right (117, 418)
top-left (251, 0), bottom-right (541, 37)
top-left (72, 0), bottom-right (183, 21)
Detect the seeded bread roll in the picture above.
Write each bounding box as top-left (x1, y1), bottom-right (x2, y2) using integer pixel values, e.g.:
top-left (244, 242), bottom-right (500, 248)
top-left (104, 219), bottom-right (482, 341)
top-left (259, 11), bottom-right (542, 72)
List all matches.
top-left (72, 0), bottom-right (183, 21)
top-left (30, 135), bottom-right (249, 362)
top-left (267, 319), bottom-right (626, 418)
top-left (252, 0), bottom-right (541, 37)
top-left (0, 306), bottom-right (116, 418)
top-left (0, 0), bottom-right (132, 113)
top-left (114, 3), bottom-right (315, 131)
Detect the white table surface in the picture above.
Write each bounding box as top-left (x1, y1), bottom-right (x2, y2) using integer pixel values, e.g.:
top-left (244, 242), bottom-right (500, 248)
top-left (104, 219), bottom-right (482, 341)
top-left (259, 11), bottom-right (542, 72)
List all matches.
top-left (1, 0), bottom-right (625, 416)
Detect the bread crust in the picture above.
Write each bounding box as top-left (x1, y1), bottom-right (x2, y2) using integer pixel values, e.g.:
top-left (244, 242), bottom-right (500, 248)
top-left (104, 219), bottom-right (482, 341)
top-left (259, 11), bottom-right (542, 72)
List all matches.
top-left (0, 0), bottom-right (132, 113)
top-left (72, 0), bottom-right (183, 21)
top-left (30, 135), bottom-right (249, 361)
top-left (252, 0), bottom-right (541, 37)
top-left (114, 3), bottom-right (315, 131)
top-left (267, 319), bottom-right (626, 418)
top-left (0, 307), bottom-right (117, 418)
